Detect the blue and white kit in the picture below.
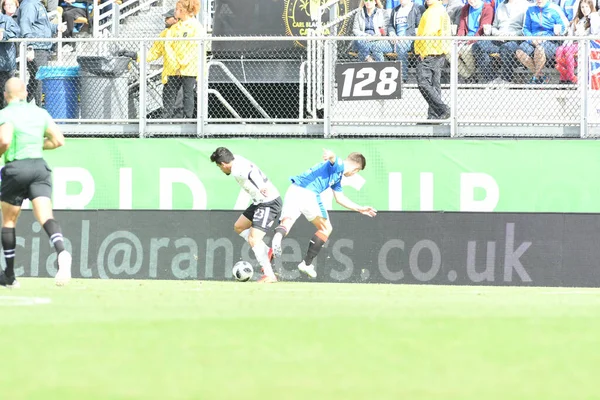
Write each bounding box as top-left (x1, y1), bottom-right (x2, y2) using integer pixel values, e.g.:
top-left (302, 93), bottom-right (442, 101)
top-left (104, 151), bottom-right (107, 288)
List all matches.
top-left (280, 157), bottom-right (344, 221)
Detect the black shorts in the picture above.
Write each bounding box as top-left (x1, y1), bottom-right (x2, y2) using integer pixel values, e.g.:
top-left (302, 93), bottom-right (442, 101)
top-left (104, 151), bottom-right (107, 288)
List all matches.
top-left (242, 197), bottom-right (282, 232)
top-left (0, 158), bottom-right (53, 206)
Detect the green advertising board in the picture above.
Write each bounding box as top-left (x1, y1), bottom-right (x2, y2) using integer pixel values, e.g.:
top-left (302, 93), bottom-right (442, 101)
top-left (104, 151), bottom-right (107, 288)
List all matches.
top-left (17, 139), bottom-right (600, 212)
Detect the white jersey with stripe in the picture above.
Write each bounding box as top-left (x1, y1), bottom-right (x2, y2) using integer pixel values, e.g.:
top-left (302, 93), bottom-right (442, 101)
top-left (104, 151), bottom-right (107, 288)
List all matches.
top-left (230, 155), bottom-right (280, 204)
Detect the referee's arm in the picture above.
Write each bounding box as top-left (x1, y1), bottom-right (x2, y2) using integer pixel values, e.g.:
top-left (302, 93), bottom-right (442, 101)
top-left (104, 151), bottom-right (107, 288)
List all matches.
top-left (0, 122), bottom-right (13, 156)
top-left (43, 121), bottom-right (65, 150)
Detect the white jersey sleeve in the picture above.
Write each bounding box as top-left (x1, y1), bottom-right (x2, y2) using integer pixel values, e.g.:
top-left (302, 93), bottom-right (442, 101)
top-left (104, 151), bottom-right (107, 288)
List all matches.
top-left (230, 155), bottom-right (280, 204)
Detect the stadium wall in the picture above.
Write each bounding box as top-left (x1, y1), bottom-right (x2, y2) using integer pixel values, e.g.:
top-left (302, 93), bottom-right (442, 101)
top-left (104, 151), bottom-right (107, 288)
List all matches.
top-left (31, 138), bottom-right (600, 212)
top-left (8, 210), bottom-right (600, 287)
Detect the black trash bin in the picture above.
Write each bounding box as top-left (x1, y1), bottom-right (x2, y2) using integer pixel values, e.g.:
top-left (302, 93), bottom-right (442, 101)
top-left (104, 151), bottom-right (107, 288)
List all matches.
top-left (77, 56), bottom-right (131, 120)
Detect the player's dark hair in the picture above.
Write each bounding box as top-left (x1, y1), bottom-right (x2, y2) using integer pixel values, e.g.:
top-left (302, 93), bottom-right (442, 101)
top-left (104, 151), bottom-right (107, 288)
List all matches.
top-left (210, 147), bottom-right (234, 164)
top-left (347, 152), bottom-right (366, 170)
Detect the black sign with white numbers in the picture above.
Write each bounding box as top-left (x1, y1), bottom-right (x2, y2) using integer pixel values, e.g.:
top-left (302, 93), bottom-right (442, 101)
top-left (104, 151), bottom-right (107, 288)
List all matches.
top-left (335, 62), bottom-right (402, 101)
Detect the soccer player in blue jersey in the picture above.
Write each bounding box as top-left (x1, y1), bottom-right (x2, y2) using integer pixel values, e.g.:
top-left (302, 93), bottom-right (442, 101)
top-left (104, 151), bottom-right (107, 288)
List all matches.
top-left (271, 149), bottom-right (377, 278)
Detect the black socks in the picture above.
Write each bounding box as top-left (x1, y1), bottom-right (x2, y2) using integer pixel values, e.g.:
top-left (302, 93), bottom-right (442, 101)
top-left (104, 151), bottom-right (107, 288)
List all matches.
top-left (43, 219), bottom-right (65, 253)
top-left (1, 227), bottom-right (15, 277)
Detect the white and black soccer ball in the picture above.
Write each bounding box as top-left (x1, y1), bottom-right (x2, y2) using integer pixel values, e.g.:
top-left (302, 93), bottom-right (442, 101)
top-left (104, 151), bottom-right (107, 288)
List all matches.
top-left (232, 261), bottom-right (254, 282)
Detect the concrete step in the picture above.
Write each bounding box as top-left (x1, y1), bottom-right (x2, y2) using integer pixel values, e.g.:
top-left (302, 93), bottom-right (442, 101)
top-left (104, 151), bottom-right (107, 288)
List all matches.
top-left (114, 5), bottom-right (165, 37)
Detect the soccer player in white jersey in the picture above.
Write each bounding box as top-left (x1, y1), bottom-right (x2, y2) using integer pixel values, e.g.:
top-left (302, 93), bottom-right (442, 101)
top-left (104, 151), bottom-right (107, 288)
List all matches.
top-left (271, 149), bottom-right (377, 279)
top-left (210, 147), bottom-right (282, 283)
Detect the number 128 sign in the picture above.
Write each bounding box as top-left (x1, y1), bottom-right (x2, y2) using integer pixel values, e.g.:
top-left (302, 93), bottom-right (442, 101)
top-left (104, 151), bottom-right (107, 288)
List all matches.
top-left (335, 62), bottom-right (402, 101)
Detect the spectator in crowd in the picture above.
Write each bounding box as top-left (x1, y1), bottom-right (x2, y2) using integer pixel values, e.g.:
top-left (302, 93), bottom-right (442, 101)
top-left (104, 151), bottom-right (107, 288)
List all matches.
top-left (17, 0), bottom-right (66, 105)
top-left (488, 0), bottom-right (500, 13)
top-left (555, 0), bottom-right (581, 21)
top-left (414, 0), bottom-right (451, 120)
top-left (43, 0), bottom-right (57, 13)
top-left (455, 0), bottom-right (494, 81)
top-left (2, 0), bottom-right (19, 90)
top-left (446, 0), bottom-right (467, 24)
top-left (0, 10), bottom-right (19, 109)
top-left (58, 0), bottom-right (88, 39)
top-left (388, 0), bottom-right (426, 10)
top-left (515, 0), bottom-right (568, 83)
top-left (161, 0), bottom-right (202, 119)
top-left (449, 0), bottom-right (499, 22)
top-left (555, 0), bottom-right (600, 83)
top-left (443, 0), bottom-right (468, 85)
top-left (147, 9), bottom-right (182, 115)
top-left (387, 0), bottom-right (424, 82)
top-left (117, 9), bottom-right (185, 117)
top-left (2, 0), bottom-right (19, 20)
top-left (148, 8), bottom-right (185, 116)
top-left (471, 0), bottom-right (530, 83)
top-left (352, 0), bottom-right (393, 62)
top-left (147, 8), bottom-right (178, 62)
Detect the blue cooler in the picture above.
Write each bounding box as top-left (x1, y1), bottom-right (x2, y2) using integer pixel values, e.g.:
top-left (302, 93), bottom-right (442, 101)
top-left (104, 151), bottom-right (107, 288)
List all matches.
top-left (36, 66), bottom-right (80, 119)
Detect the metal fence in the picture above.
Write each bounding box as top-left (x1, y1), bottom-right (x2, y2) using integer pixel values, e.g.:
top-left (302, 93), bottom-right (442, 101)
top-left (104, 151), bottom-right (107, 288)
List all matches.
top-left (7, 35), bottom-right (600, 138)
top-left (90, 0), bottom-right (170, 39)
top-left (85, 0), bottom-right (210, 39)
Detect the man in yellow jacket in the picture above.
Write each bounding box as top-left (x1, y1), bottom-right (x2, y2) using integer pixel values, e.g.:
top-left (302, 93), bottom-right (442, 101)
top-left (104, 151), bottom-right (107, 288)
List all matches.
top-left (120, 1), bottom-right (203, 119)
top-left (118, 9), bottom-right (183, 117)
top-left (161, 0), bottom-right (203, 119)
top-left (414, 0), bottom-right (451, 120)
top-left (146, 9), bottom-right (179, 85)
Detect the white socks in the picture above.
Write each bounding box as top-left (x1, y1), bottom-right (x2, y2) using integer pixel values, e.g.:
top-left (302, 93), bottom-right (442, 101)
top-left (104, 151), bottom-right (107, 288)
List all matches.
top-left (240, 229), bottom-right (275, 277)
top-left (239, 229), bottom-right (250, 242)
top-left (252, 240), bottom-right (275, 277)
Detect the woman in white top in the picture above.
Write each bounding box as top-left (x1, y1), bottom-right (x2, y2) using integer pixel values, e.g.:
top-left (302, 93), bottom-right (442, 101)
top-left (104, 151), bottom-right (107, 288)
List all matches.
top-left (555, 0), bottom-right (600, 83)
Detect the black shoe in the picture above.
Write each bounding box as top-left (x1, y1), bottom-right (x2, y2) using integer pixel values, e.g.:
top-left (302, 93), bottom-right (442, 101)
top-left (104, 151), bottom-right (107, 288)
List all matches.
top-left (0, 271), bottom-right (19, 289)
top-left (439, 110), bottom-right (451, 119)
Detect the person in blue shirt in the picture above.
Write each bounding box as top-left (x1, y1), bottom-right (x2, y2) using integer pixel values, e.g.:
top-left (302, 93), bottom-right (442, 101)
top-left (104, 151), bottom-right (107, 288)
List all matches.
top-left (554, 0), bottom-right (580, 21)
top-left (59, 0), bottom-right (88, 38)
top-left (515, 0), bottom-right (569, 83)
top-left (17, 0), bottom-right (66, 105)
top-left (388, 0), bottom-right (424, 82)
top-left (271, 149), bottom-right (377, 279)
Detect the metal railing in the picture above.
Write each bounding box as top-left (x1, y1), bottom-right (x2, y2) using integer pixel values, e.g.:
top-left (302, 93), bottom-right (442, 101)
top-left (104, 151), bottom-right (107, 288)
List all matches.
top-left (4, 34), bottom-right (600, 138)
top-left (92, 0), bottom-right (163, 37)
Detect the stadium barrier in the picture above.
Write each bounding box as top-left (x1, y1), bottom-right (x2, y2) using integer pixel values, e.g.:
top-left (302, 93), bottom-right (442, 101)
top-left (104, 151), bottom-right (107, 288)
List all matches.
top-left (9, 210), bottom-right (600, 287)
top-left (7, 35), bottom-right (600, 138)
top-left (34, 138), bottom-right (600, 212)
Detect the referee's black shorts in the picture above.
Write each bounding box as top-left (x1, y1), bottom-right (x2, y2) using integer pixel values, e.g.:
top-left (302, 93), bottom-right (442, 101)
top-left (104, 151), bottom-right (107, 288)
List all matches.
top-left (0, 158), bottom-right (53, 206)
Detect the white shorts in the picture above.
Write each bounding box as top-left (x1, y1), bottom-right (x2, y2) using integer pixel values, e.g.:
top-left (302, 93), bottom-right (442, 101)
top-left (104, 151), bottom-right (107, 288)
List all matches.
top-left (281, 184), bottom-right (329, 222)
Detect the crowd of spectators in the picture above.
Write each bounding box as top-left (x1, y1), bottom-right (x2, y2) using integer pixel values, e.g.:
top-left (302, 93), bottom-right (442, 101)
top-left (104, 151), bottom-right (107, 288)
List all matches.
top-left (351, 0), bottom-right (600, 86)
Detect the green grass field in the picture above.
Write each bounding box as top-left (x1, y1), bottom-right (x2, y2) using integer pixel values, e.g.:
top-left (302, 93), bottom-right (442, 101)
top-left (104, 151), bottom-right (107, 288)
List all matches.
top-left (1, 279), bottom-right (600, 400)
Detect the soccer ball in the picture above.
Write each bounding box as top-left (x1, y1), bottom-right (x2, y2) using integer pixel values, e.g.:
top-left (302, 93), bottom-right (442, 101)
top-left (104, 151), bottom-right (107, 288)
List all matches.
top-left (232, 261), bottom-right (254, 282)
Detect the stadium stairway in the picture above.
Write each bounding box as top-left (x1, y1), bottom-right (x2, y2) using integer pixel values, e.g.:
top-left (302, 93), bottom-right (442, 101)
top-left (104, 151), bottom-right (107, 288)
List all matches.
top-left (117, 2), bottom-right (166, 38)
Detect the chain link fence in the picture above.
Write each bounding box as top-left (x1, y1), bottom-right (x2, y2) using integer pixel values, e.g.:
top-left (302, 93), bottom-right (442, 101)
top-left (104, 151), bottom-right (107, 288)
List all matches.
top-left (5, 35), bottom-right (600, 138)
top-left (329, 37), bottom-right (598, 136)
